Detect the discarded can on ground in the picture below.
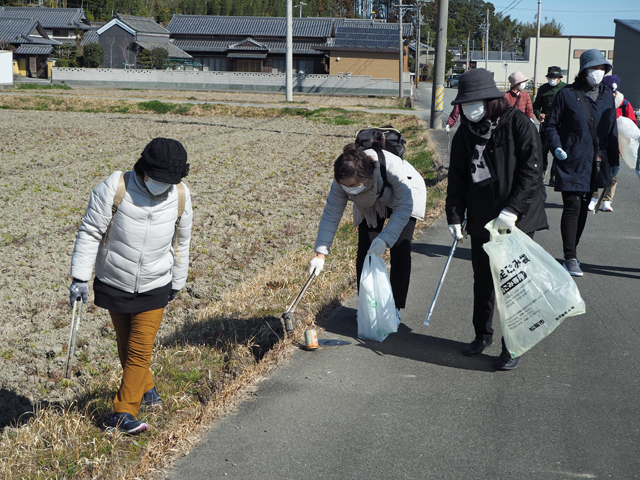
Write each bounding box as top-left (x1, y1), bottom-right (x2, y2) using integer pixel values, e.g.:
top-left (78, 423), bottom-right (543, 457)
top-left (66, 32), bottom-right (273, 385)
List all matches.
top-left (282, 312), bottom-right (295, 332)
top-left (304, 328), bottom-right (318, 350)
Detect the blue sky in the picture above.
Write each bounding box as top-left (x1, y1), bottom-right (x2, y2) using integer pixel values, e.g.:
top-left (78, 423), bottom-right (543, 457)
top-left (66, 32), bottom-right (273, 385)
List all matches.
top-left (493, 0), bottom-right (640, 37)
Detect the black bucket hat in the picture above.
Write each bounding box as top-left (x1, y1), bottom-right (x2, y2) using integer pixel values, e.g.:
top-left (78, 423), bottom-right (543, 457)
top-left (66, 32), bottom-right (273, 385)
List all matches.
top-left (135, 138), bottom-right (189, 184)
top-left (451, 68), bottom-right (504, 105)
top-left (546, 66), bottom-right (563, 78)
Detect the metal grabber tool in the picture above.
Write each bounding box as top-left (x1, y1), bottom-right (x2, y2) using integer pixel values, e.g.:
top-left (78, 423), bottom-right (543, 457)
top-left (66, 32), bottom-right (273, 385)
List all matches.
top-left (64, 300), bottom-right (83, 379)
top-left (424, 220), bottom-right (467, 326)
top-left (282, 272), bottom-right (316, 332)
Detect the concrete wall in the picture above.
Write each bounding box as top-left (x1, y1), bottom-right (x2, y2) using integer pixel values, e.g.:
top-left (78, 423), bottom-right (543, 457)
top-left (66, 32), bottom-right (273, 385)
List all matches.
top-left (613, 22), bottom-right (640, 110)
top-left (52, 68), bottom-right (412, 96)
top-left (0, 51), bottom-right (13, 86)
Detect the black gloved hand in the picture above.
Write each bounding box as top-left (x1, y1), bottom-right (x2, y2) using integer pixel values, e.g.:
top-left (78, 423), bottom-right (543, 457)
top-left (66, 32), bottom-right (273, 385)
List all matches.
top-left (168, 289), bottom-right (180, 302)
top-left (69, 280), bottom-right (89, 307)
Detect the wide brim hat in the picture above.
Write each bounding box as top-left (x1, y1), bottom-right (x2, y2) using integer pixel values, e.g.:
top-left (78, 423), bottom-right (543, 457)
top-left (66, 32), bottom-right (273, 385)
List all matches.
top-left (508, 71), bottom-right (528, 88)
top-left (546, 66), bottom-right (563, 78)
top-left (579, 49), bottom-right (612, 74)
top-left (135, 138), bottom-right (189, 184)
top-left (451, 68), bottom-right (504, 105)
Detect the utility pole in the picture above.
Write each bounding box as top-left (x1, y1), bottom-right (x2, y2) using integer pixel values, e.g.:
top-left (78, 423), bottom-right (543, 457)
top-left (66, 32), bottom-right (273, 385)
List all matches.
top-left (286, 0), bottom-right (293, 101)
top-left (485, 9), bottom-right (489, 71)
top-left (533, 0), bottom-right (541, 95)
top-left (398, 0), bottom-right (403, 99)
top-left (415, 2), bottom-right (420, 87)
top-left (297, 1), bottom-right (306, 18)
top-left (430, 0), bottom-right (448, 129)
top-left (466, 30), bottom-right (470, 71)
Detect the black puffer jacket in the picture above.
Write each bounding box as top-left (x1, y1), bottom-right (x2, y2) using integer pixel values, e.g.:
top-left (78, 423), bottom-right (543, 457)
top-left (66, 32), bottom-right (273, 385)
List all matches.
top-left (446, 107), bottom-right (548, 239)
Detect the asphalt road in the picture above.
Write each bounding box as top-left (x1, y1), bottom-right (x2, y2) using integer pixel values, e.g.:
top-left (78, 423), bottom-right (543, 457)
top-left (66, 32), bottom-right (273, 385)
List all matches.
top-left (166, 84), bottom-right (640, 479)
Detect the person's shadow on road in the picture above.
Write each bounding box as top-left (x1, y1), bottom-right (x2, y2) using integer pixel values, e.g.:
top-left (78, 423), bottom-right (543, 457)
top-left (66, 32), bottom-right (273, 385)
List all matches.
top-left (321, 307), bottom-right (497, 373)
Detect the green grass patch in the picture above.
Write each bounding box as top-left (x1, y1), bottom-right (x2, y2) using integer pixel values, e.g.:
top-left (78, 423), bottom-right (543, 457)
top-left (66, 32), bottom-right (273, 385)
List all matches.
top-left (16, 83), bottom-right (72, 90)
top-left (138, 100), bottom-right (192, 115)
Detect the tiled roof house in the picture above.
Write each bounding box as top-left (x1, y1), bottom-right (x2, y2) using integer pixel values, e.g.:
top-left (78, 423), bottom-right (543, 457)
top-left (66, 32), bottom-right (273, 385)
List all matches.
top-left (168, 15), bottom-right (412, 80)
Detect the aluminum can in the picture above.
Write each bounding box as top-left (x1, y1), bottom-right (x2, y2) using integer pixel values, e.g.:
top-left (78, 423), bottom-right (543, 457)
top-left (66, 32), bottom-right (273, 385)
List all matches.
top-left (304, 328), bottom-right (318, 350)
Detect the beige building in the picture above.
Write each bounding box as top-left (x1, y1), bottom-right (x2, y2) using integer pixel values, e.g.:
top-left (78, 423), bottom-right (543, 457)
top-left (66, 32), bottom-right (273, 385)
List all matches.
top-left (327, 47), bottom-right (408, 81)
top-left (479, 35), bottom-right (615, 90)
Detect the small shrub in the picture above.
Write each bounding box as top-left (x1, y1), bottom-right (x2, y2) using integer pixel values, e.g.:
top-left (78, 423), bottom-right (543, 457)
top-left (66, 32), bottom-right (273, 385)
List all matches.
top-left (82, 43), bottom-right (103, 68)
top-left (138, 100), bottom-right (175, 114)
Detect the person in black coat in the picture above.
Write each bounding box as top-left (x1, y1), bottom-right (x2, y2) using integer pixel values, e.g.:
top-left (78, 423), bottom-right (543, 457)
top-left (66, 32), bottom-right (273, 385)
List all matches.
top-left (545, 49), bottom-right (619, 277)
top-left (446, 68), bottom-right (548, 370)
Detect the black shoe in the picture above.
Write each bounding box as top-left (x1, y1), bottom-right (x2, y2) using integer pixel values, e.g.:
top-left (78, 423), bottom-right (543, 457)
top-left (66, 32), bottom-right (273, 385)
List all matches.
top-left (107, 412), bottom-right (148, 435)
top-left (462, 338), bottom-right (492, 356)
top-left (141, 386), bottom-right (163, 410)
top-left (496, 351), bottom-right (520, 370)
top-left (548, 177), bottom-right (555, 187)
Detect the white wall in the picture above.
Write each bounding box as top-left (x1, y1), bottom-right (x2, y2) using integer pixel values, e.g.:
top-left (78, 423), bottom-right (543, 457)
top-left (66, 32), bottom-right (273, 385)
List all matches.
top-left (0, 51), bottom-right (13, 86)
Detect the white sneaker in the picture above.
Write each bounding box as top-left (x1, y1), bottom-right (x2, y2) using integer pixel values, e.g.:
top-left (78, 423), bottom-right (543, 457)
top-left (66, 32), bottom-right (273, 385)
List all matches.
top-left (588, 197), bottom-right (597, 211)
top-left (601, 201), bottom-right (613, 212)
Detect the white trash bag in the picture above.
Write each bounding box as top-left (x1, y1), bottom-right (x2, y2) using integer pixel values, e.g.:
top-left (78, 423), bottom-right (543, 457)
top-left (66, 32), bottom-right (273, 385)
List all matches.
top-left (617, 116), bottom-right (640, 170)
top-left (357, 253), bottom-right (398, 342)
top-left (483, 220), bottom-right (586, 358)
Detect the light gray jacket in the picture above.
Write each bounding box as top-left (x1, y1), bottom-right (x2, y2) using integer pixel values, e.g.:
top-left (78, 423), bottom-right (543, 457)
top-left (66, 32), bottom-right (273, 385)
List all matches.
top-left (70, 171), bottom-right (192, 293)
top-left (314, 149), bottom-right (427, 255)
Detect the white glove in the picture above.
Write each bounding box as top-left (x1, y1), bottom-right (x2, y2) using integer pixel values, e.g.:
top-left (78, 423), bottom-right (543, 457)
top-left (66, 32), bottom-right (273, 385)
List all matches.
top-left (448, 224), bottom-right (463, 240)
top-left (445, 125), bottom-right (451, 133)
top-left (494, 209), bottom-right (518, 232)
top-left (367, 237), bottom-right (387, 257)
top-left (69, 280), bottom-right (89, 307)
top-left (555, 147), bottom-right (567, 160)
top-left (309, 256), bottom-right (324, 277)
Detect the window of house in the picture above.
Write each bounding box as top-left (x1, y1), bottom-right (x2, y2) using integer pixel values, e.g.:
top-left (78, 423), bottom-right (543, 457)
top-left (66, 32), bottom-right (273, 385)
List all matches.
top-left (272, 58), bottom-right (285, 73)
top-left (236, 59), bottom-right (261, 72)
top-left (212, 57), bottom-right (227, 71)
top-left (297, 59), bottom-right (314, 74)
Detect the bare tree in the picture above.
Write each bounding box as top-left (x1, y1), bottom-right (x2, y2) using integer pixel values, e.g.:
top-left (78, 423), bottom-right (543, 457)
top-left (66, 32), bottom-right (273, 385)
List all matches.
top-left (106, 37), bottom-right (116, 68)
top-left (118, 40), bottom-right (133, 69)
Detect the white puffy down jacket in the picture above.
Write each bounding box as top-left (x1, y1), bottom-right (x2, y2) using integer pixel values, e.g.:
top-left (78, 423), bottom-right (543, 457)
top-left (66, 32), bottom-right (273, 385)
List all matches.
top-left (314, 149), bottom-right (427, 255)
top-left (70, 171), bottom-right (193, 293)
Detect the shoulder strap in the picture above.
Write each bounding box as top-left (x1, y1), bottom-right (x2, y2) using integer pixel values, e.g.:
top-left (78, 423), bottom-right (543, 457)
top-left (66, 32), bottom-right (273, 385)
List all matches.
top-left (573, 87), bottom-right (599, 152)
top-left (622, 100), bottom-right (630, 116)
top-left (103, 171), bottom-right (130, 246)
top-left (173, 182), bottom-right (187, 264)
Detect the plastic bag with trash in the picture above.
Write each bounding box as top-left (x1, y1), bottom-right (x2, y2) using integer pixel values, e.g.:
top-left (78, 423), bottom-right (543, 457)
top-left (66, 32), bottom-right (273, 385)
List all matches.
top-left (617, 116), bottom-right (640, 170)
top-left (483, 220), bottom-right (586, 357)
top-left (357, 253), bottom-right (398, 342)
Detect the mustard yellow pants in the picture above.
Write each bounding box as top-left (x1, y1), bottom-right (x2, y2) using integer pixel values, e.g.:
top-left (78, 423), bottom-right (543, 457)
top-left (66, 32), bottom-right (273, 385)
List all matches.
top-left (109, 308), bottom-right (164, 416)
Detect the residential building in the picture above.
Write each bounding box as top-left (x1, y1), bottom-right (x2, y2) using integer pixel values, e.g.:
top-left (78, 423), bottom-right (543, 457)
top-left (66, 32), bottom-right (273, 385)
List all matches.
top-left (97, 14), bottom-right (191, 69)
top-left (613, 19), bottom-right (640, 109)
top-left (0, 17), bottom-right (60, 78)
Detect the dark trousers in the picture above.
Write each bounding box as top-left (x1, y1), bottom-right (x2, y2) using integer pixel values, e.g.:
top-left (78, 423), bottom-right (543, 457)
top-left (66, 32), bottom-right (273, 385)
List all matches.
top-left (470, 232), bottom-right (535, 345)
top-left (561, 191), bottom-right (592, 260)
top-left (355, 211), bottom-right (416, 309)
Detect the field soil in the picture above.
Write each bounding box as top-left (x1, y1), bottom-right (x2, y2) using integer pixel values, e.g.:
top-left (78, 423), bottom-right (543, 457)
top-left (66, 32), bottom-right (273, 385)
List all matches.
top-left (0, 103), bottom-right (391, 427)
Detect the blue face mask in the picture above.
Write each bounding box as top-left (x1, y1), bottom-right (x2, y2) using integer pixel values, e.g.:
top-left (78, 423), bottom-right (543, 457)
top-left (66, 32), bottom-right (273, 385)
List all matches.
top-left (341, 183), bottom-right (366, 195)
top-left (145, 177), bottom-right (172, 195)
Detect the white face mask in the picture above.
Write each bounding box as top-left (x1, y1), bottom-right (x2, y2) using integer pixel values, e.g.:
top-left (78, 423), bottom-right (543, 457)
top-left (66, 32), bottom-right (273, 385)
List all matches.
top-left (462, 101), bottom-right (486, 123)
top-left (517, 83), bottom-right (526, 91)
top-left (548, 78), bottom-right (559, 87)
top-left (615, 92), bottom-right (624, 109)
top-left (145, 177), bottom-right (172, 195)
top-left (586, 69), bottom-right (605, 86)
top-left (341, 183), bottom-right (366, 195)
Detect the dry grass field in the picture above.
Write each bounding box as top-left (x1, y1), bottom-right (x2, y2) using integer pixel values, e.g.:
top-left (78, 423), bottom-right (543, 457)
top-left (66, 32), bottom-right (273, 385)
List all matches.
top-left (0, 88), bottom-right (444, 479)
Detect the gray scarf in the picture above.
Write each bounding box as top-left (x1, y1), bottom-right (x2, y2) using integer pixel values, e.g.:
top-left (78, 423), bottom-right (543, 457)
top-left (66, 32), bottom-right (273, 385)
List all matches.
top-left (351, 162), bottom-right (393, 228)
top-left (467, 117), bottom-right (500, 186)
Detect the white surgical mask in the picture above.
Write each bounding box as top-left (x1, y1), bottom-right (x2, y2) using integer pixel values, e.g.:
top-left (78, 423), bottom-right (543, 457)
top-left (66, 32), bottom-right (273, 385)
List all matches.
top-left (586, 69), bottom-right (605, 86)
top-left (548, 78), bottom-right (559, 87)
top-left (518, 83), bottom-right (526, 91)
top-left (615, 92), bottom-right (624, 109)
top-left (462, 101), bottom-right (486, 123)
top-left (341, 183), bottom-right (366, 195)
top-left (145, 177), bottom-right (172, 195)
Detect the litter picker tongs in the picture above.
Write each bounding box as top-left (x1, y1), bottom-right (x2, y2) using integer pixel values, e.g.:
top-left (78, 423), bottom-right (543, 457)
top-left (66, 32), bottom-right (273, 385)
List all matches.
top-left (424, 220), bottom-right (467, 326)
top-left (64, 300), bottom-right (83, 379)
top-left (282, 272), bottom-right (316, 332)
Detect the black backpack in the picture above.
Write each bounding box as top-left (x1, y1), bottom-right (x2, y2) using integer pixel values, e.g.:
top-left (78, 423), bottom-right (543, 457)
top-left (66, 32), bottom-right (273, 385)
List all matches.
top-left (355, 127), bottom-right (406, 190)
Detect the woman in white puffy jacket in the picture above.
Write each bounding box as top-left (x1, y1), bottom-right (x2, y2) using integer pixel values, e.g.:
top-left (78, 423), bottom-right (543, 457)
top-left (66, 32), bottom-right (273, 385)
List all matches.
top-left (69, 138), bottom-right (192, 435)
top-left (309, 143), bottom-right (426, 320)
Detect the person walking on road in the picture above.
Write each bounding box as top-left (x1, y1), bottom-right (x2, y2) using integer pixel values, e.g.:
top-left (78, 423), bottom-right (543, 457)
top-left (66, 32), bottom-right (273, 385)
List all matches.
top-left (309, 142), bottom-right (426, 321)
top-left (446, 68), bottom-right (548, 370)
top-left (505, 71), bottom-right (534, 120)
top-left (69, 138), bottom-right (193, 435)
top-left (589, 74), bottom-right (638, 212)
top-left (533, 66), bottom-right (567, 185)
top-left (545, 49), bottom-right (619, 277)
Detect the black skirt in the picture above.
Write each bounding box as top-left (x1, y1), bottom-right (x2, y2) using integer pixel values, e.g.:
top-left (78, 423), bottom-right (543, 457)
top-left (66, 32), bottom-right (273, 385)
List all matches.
top-left (93, 277), bottom-right (171, 314)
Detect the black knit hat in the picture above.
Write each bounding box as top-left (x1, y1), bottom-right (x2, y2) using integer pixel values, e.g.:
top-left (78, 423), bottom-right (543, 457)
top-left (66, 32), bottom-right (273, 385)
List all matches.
top-left (451, 68), bottom-right (504, 105)
top-left (135, 138), bottom-right (189, 184)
